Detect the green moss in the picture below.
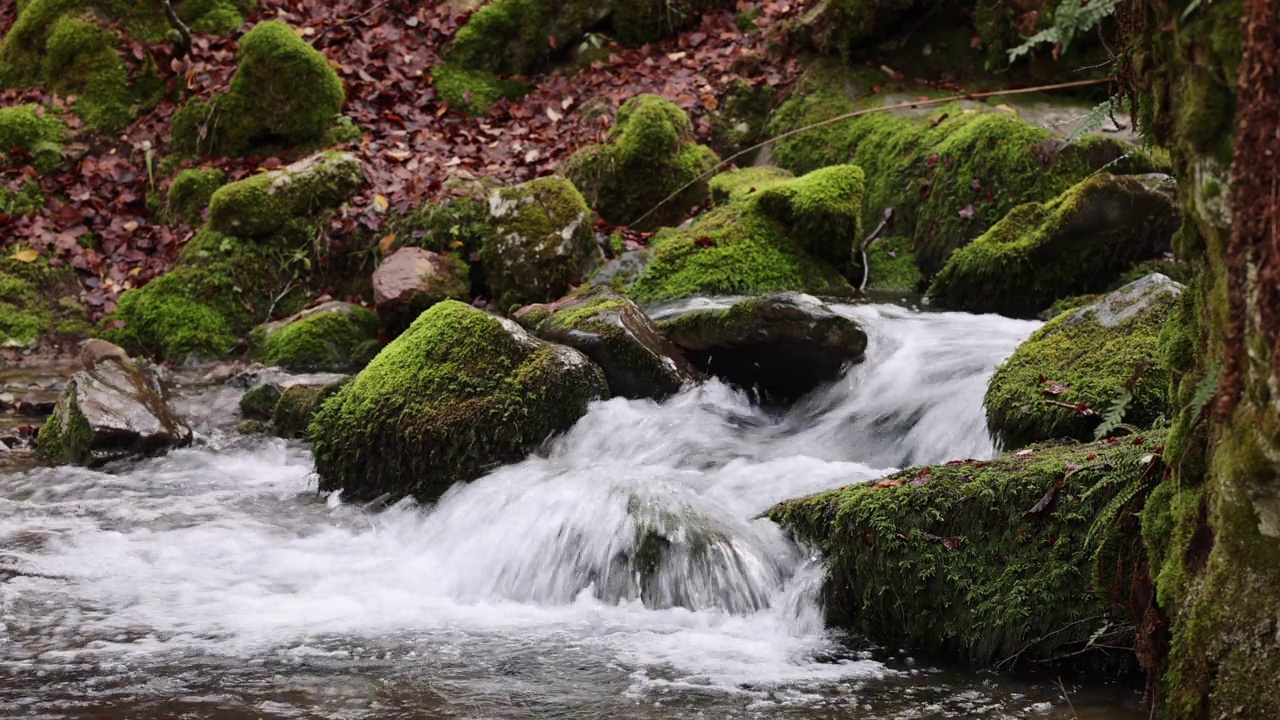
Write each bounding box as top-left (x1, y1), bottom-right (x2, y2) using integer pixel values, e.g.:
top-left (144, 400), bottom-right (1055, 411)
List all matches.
top-left (41, 15), bottom-right (133, 132)
top-left (564, 94), bottom-right (721, 230)
top-left (0, 104), bottom-right (66, 171)
top-left (0, 254), bottom-right (87, 347)
top-left (271, 384), bottom-right (328, 439)
top-left (430, 63), bottom-right (529, 116)
top-left (251, 303), bottom-right (379, 372)
top-left (984, 279), bottom-right (1180, 449)
top-left (167, 167), bottom-right (226, 224)
top-left (98, 226), bottom-right (311, 361)
top-left (708, 79), bottom-right (775, 158)
top-left (182, 0), bottom-right (250, 34)
top-left (444, 0), bottom-right (600, 77)
top-left (36, 389), bottom-right (93, 463)
top-left (239, 382), bottom-right (282, 421)
top-left (0, 181), bottom-right (46, 215)
top-left (754, 164), bottom-right (865, 272)
top-left (171, 20), bottom-right (345, 157)
top-left (480, 176), bottom-right (600, 309)
top-left (309, 300), bottom-right (606, 502)
top-left (627, 166), bottom-right (860, 304)
top-left (612, 0), bottom-right (729, 43)
top-left (770, 433), bottom-right (1163, 670)
top-left (385, 192), bottom-right (496, 259)
top-left (927, 174), bottom-right (1179, 317)
top-left (766, 62), bottom-right (1136, 278)
top-left (802, 0), bottom-right (916, 60)
top-left (207, 152), bottom-right (364, 237)
top-left (864, 235), bottom-right (923, 292)
top-left (708, 166), bottom-right (792, 205)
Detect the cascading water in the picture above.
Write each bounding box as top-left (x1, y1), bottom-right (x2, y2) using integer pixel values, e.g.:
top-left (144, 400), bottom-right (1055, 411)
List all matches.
top-left (0, 303), bottom-right (1144, 718)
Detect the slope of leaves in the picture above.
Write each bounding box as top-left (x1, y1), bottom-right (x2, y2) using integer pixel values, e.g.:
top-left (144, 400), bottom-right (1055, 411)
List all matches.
top-left (0, 0), bottom-right (805, 318)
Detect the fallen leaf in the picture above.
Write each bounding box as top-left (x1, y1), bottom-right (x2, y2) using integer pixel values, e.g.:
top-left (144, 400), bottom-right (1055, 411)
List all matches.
top-left (372, 194), bottom-right (390, 213)
top-left (379, 233), bottom-right (398, 253)
top-left (10, 249), bottom-right (38, 263)
top-left (1027, 479), bottom-right (1066, 517)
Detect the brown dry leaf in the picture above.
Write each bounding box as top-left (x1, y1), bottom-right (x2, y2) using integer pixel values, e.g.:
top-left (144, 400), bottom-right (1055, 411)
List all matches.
top-left (379, 234), bottom-right (398, 254)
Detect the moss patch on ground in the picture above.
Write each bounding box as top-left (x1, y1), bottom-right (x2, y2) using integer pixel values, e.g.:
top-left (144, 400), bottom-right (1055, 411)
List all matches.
top-left (166, 167), bottom-right (227, 224)
top-left (0, 103), bottom-right (67, 171)
top-left (171, 20), bottom-right (344, 157)
top-left (564, 94), bottom-right (721, 231)
top-left (770, 431), bottom-right (1166, 671)
top-left (0, 254), bottom-right (88, 348)
top-left (309, 300), bottom-right (606, 503)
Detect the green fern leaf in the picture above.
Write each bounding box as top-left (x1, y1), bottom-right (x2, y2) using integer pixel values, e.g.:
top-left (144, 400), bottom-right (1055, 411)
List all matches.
top-left (1008, 0), bottom-right (1123, 63)
top-left (1093, 387), bottom-right (1134, 441)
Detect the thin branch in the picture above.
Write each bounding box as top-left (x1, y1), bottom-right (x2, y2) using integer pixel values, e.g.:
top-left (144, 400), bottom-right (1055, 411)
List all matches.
top-left (859, 207), bottom-right (894, 292)
top-left (627, 77), bottom-right (1112, 228)
top-left (160, 0), bottom-right (192, 59)
top-left (1057, 677), bottom-right (1079, 719)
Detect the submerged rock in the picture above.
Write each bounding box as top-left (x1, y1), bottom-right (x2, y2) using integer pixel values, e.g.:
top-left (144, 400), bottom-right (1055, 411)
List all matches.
top-left (309, 300), bottom-right (607, 503)
top-left (481, 177), bottom-right (603, 310)
top-left (985, 274), bottom-right (1182, 450)
top-left (250, 301), bottom-right (380, 373)
top-left (928, 174), bottom-right (1179, 317)
top-left (37, 342), bottom-right (192, 465)
top-left (770, 432), bottom-right (1163, 671)
top-left (564, 94), bottom-right (721, 231)
top-left (656, 292), bottom-right (866, 402)
top-left (515, 287), bottom-right (697, 400)
top-left (372, 247), bottom-right (470, 336)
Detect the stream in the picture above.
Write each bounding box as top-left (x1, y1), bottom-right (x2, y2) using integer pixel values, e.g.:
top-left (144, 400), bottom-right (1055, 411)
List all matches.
top-left (0, 303), bottom-right (1147, 719)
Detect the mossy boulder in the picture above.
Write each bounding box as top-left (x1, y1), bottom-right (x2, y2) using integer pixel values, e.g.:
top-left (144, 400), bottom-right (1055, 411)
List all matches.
top-left (514, 286), bottom-right (696, 400)
top-left (928, 174), bottom-right (1180, 317)
top-left (208, 152), bottom-right (365, 237)
top-left (166, 167), bottom-right (227, 225)
top-left (798, 0), bottom-right (917, 60)
top-left (985, 274), bottom-right (1181, 450)
top-left (657, 292), bottom-right (866, 402)
top-left (769, 432), bottom-right (1165, 670)
top-left (766, 62), bottom-right (1141, 278)
top-left (37, 343), bottom-right (192, 465)
top-left (563, 94), bottom-right (721, 231)
top-left (626, 167), bottom-right (861, 304)
top-left (863, 235), bottom-right (924, 292)
top-left (309, 300), bottom-right (607, 503)
top-left (372, 247), bottom-right (470, 337)
top-left (250, 301), bottom-right (380, 373)
top-left (481, 176), bottom-right (603, 310)
top-left (0, 253), bottom-right (88, 349)
top-left (238, 374), bottom-right (350, 438)
top-left (612, 0), bottom-right (732, 43)
top-left (0, 103), bottom-right (66, 171)
top-left (707, 165), bottom-right (793, 205)
top-left (171, 20), bottom-right (345, 157)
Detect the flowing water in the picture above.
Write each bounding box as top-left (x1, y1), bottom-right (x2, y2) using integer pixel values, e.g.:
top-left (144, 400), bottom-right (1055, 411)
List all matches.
top-left (0, 303), bottom-right (1146, 719)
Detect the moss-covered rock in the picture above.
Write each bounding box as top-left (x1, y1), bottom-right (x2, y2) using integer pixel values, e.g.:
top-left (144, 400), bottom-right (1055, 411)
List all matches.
top-left (0, 103), bottom-right (66, 171)
top-left (656, 292), bottom-right (865, 402)
top-left (612, 0), bottom-right (732, 43)
top-left (563, 94), bottom-right (721, 231)
top-left (430, 63), bottom-right (529, 117)
top-left (863, 235), bottom-right (923, 292)
top-left (985, 274), bottom-right (1181, 450)
top-left (207, 152), bottom-right (365, 237)
top-left (707, 165), bottom-right (793, 205)
top-left (0, 253), bottom-right (88, 349)
top-left (928, 174), bottom-right (1180, 317)
top-left (514, 286), bottom-right (696, 400)
top-left (166, 167), bottom-right (227, 225)
top-left (239, 381), bottom-right (283, 421)
top-left (798, 0), bottom-right (917, 60)
top-left (481, 176), bottom-right (603, 310)
top-left (250, 301), bottom-right (379, 372)
top-left (769, 432), bottom-right (1164, 670)
top-left (372, 247), bottom-right (470, 337)
top-left (37, 344), bottom-right (192, 465)
top-left (707, 79), bottom-right (776, 159)
top-left (626, 167), bottom-right (860, 304)
top-left (171, 20), bottom-right (345, 157)
top-left (765, 61), bottom-right (1141, 278)
top-left (309, 300), bottom-right (607, 503)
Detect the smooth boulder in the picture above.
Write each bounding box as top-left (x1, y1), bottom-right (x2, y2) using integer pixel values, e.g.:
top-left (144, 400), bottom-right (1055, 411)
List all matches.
top-left (372, 247), bottom-right (469, 336)
top-left (309, 300), bottom-right (607, 503)
top-left (37, 341), bottom-right (192, 465)
top-left (985, 273), bottom-right (1182, 450)
top-left (656, 292), bottom-right (866, 402)
top-left (514, 288), bottom-right (697, 400)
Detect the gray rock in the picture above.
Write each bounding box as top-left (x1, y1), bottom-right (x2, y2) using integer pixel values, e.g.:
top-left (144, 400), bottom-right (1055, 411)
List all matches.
top-left (372, 247), bottom-right (469, 335)
top-left (514, 287), bottom-right (697, 400)
top-left (37, 343), bottom-right (192, 465)
top-left (657, 292), bottom-right (867, 402)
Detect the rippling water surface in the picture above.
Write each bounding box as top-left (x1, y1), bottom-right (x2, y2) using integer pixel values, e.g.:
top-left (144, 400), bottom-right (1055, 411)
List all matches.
top-left (0, 304), bottom-right (1145, 718)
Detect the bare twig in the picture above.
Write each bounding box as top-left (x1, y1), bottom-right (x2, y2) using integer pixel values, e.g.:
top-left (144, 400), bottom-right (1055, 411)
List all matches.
top-left (627, 77), bottom-right (1112, 228)
top-left (859, 206), bottom-right (895, 292)
top-left (1057, 677), bottom-right (1079, 719)
top-left (265, 282), bottom-right (300, 320)
top-left (160, 0), bottom-right (192, 58)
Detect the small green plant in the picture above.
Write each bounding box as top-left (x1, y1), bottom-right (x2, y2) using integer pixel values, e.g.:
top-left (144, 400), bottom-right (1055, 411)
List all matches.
top-left (1008, 0), bottom-right (1123, 63)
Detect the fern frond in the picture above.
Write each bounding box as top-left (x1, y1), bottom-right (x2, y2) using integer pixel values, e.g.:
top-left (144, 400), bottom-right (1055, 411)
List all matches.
top-left (1188, 361), bottom-right (1222, 419)
top-left (1066, 97), bottom-right (1119, 144)
top-left (1093, 388), bottom-right (1134, 441)
top-left (1085, 456), bottom-right (1160, 549)
top-left (1008, 0), bottom-right (1124, 63)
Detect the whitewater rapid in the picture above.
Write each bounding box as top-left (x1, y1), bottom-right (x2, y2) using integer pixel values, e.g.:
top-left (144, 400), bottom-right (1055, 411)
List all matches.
top-left (0, 304), bottom-right (1139, 718)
